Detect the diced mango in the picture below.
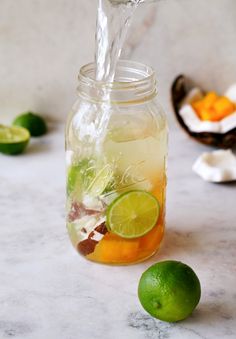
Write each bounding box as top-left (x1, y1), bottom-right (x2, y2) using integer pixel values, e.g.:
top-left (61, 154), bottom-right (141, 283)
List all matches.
top-left (87, 233), bottom-right (139, 263)
top-left (191, 91), bottom-right (236, 122)
top-left (151, 176), bottom-right (166, 210)
top-left (202, 92), bottom-right (218, 108)
top-left (139, 223), bottom-right (164, 254)
top-left (213, 96), bottom-right (235, 120)
top-left (199, 108), bottom-right (218, 121)
top-left (192, 100), bottom-right (205, 118)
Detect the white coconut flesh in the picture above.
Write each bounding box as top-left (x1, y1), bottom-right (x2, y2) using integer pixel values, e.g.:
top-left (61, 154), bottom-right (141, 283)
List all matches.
top-left (193, 150), bottom-right (236, 182)
top-left (225, 84), bottom-right (236, 103)
top-left (179, 84), bottom-right (236, 134)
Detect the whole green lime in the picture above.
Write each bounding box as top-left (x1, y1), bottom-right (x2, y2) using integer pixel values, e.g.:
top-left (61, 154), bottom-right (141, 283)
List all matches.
top-left (138, 260), bottom-right (201, 322)
top-left (13, 112), bottom-right (47, 137)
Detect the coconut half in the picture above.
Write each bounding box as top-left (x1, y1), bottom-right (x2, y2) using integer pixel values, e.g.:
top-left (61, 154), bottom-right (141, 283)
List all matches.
top-left (193, 150), bottom-right (236, 182)
top-left (171, 75), bottom-right (236, 148)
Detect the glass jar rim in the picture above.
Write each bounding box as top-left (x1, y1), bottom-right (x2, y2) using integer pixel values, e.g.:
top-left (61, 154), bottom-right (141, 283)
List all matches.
top-left (78, 60), bottom-right (157, 104)
top-left (79, 59), bottom-right (156, 89)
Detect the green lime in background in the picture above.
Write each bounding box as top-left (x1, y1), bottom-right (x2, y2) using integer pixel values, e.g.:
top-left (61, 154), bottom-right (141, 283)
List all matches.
top-left (138, 260), bottom-right (201, 322)
top-left (13, 112), bottom-right (47, 137)
top-left (0, 125), bottom-right (30, 155)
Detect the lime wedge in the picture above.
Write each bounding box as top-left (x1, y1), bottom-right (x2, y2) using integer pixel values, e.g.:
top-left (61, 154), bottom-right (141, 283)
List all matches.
top-left (106, 190), bottom-right (160, 239)
top-left (0, 125), bottom-right (30, 155)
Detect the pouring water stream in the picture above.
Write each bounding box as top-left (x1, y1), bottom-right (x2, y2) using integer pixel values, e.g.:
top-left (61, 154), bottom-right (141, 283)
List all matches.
top-left (75, 0), bottom-right (160, 153)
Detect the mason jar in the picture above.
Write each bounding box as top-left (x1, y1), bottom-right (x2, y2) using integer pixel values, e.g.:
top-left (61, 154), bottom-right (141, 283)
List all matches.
top-left (65, 60), bottom-right (168, 265)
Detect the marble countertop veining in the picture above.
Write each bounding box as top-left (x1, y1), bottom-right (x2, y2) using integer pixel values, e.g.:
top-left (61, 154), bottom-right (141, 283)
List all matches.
top-left (0, 122), bottom-right (236, 339)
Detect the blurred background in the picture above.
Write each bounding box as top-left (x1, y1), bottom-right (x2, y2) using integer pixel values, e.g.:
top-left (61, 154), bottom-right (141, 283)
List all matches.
top-left (0, 0), bottom-right (235, 122)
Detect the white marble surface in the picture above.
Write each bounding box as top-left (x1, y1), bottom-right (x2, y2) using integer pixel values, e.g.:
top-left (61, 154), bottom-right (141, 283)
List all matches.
top-left (0, 122), bottom-right (236, 339)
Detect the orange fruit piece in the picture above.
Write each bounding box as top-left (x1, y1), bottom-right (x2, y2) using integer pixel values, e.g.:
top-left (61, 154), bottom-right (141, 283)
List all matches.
top-left (87, 233), bottom-right (139, 263)
top-left (213, 96), bottom-right (235, 120)
top-left (199, 107), bottom-right (218, 121)
top-left (139, 223), bottom-right (164, 254)
top-left (192, 92), bottom-right (218, 120)
top-left (202, 92), bottom-right (218, 108)
top-left (192, 100), bottom-right (204, 118)
top-left (192, 92), bottom-right (235, 122)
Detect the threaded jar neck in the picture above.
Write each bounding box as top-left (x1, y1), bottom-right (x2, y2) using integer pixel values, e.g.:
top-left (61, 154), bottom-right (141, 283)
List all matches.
top-left (78, 60), bottom-right (157, 105)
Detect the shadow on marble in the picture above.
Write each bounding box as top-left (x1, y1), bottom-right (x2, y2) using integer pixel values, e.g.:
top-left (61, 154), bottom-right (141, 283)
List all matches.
top-left (185, 301), bottom-right (234, 325)
top-left (147, 228), bottom-right (203, 263)
top-left (215, 181), bottom-right (236, 187)
top-left (44, 119), bottom-right (62, 133)
top-left (25, 140), bottom-right (51, 155)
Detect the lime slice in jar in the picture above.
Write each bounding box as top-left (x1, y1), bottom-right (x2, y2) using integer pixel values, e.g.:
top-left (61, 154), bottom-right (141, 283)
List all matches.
top-left (67, 159), bottom-right (114, 197)
top-left (0, 125), bottom-right (30, 155)
top-left (67, 159), bottom-right (96, 196)
top-left (88, 164), bottom-right (114, 196)
top-left (106, 190), bottom-right (160, 239)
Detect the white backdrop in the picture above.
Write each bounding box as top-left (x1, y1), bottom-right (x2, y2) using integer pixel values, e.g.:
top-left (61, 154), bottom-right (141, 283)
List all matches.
top-left (0, 0), bottom-right (235, 122)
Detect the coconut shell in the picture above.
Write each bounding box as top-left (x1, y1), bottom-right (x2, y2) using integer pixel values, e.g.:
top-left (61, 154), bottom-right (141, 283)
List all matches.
top-left (171, 75), bottom-right (236, 149)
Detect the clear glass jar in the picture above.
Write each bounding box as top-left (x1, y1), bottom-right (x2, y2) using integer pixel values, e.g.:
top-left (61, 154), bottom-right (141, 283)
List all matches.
top-left (65, 60), bottom-right (168, 265)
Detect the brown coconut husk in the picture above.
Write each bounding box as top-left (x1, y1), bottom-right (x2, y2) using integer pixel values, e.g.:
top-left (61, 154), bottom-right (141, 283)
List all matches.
top-left (171, 75), bottom-right (236, 149)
